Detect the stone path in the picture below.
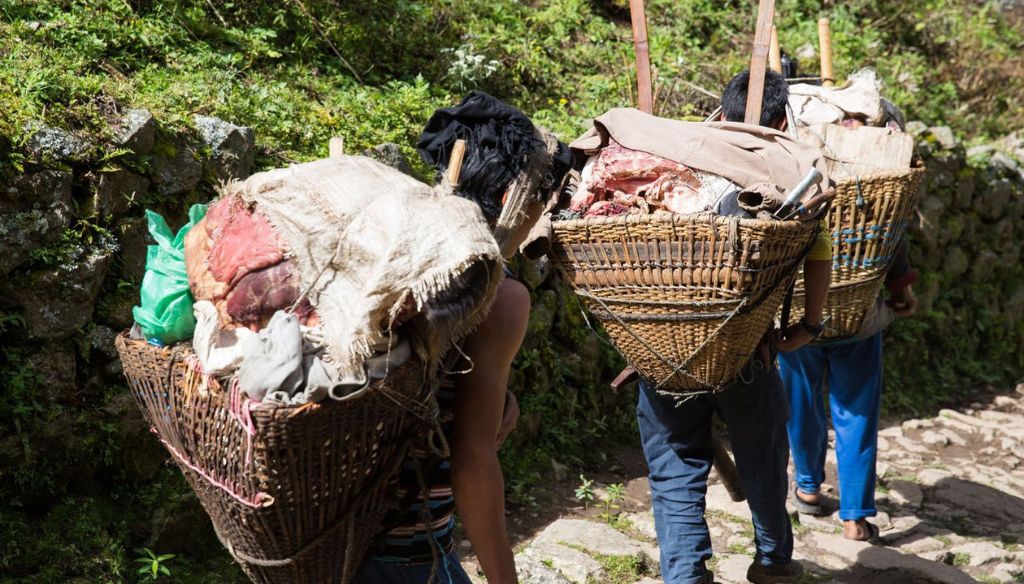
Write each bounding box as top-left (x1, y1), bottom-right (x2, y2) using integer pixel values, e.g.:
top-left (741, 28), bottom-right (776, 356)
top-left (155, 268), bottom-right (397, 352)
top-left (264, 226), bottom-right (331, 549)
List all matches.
top-left (472, 385), bottom-right (1024, 583)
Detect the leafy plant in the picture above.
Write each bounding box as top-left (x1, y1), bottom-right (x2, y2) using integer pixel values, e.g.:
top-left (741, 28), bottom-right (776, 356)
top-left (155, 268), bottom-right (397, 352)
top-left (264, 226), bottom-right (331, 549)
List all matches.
top-left (599, 482), bottom-right (626, 524)
top-left (134, 548), bottom-right (175, 581)
top-left (575, 474), bottom-right (595, 508)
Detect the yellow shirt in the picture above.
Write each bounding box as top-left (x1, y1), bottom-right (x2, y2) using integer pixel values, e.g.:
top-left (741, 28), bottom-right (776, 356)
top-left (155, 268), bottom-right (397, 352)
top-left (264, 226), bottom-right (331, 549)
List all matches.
top-left (806, 219), bottom-right (832, 261)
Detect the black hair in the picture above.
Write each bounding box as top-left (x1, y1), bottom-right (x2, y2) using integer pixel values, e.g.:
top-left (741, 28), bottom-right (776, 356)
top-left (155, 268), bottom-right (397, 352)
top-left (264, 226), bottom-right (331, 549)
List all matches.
top-left (417, 91), bottom-right (571, 222)
top-left (720, 69), bottom-right (789, 128)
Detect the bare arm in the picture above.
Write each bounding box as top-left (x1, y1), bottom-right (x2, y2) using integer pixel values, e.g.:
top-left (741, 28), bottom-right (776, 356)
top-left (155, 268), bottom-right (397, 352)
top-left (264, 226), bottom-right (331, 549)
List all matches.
top-left (450, 279), bottom-right (530, 584)
top-left (777, 259), bottom-right (831, 352)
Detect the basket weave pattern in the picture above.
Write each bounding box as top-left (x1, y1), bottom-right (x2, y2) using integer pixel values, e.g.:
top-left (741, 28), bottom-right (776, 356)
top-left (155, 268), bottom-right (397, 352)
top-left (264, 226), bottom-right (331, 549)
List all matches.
top-left (550, 213), bottom-right (818, 394)
top-left (788, 168), bottom-right (924, 338)
top-left (115, 333), bottom-right (433, 584)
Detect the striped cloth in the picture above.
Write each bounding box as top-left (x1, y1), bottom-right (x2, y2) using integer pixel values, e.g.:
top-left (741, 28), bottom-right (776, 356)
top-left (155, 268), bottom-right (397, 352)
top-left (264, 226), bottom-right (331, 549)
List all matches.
top-left (373, 375), bottom-right (457, 564)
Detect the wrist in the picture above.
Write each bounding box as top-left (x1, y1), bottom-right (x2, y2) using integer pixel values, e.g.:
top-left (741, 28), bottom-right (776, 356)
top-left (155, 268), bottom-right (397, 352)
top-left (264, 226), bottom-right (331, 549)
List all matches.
top-left (798, 317), bottom-right (826, 339)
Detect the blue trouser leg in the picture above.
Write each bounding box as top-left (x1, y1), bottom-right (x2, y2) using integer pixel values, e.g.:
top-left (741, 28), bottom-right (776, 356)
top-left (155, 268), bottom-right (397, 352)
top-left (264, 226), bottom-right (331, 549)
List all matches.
top-left (637, 384), bottom-right (714, 584)
top-left (825, 333), bottom-right (883, 520)
top-left (637, 361), bottom-right (794, 583)
top-left (714, 362), bottom-right (794, 568)
top-left (779, 344), bottom-right (829, 496)
top-left (779, 333), bottom-right (883, 521)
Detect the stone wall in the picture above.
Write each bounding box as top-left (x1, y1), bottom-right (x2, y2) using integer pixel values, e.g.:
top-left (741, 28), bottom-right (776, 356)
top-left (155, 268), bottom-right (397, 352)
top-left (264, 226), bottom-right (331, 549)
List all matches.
top-left (884, 125), bottom-right (1024, 411)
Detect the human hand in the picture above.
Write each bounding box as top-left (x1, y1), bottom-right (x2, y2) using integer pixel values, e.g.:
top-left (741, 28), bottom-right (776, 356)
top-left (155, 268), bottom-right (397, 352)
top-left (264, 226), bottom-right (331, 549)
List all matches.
top-left (496, 391), bottom-right (519, 449)
top-left (775, 323), bottom-right (815, 353)
top-left (888, 285), bottom-right (917, 318)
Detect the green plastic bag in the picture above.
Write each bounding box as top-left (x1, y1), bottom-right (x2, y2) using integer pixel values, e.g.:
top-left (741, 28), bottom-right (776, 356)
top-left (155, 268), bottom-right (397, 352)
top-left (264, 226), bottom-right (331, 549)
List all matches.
top-left (132, 204), bottom-right (207, 345)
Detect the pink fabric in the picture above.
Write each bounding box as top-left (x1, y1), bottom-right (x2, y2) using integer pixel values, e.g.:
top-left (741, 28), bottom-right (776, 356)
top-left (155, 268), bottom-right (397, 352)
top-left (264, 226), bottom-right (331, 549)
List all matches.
top-left (206, 196), bottom-right (284, 288)
top-left (572, 140), bottom-right (712, 216)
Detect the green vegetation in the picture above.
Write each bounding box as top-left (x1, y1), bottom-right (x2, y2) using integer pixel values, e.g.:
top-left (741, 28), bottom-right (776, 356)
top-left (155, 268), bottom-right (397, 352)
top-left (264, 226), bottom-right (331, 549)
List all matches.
top-left (590, 552), bottom-right (650, 584)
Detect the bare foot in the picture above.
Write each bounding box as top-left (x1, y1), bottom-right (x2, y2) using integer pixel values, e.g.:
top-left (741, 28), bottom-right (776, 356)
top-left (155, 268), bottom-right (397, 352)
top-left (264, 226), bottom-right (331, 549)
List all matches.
top-left (795, 489), bottom-right (821, 505)
top-left (842, 519), bottom-right (878, 541)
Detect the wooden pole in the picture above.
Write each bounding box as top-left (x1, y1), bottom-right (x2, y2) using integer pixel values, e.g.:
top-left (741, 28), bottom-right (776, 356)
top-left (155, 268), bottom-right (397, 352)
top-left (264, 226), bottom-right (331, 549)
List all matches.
top-left (447, 139), bottom-right (467, 185)
top-left (629, 0), bottom-right (654, 114)
top-left (819, 17), bottom-right (834, 87)
top-left (328, 136), bottom-right (344, 159)
top-left (769, 25), bottom-right (782, 74)
top-left (744, 0), bottom-right (777, 125)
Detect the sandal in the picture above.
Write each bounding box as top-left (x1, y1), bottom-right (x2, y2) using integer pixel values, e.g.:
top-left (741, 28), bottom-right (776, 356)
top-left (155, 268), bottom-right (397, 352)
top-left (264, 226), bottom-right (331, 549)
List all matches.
top-left (844, 520), bottom-right (880, 543)
top-left (791, 483), bottom-right (823, 516)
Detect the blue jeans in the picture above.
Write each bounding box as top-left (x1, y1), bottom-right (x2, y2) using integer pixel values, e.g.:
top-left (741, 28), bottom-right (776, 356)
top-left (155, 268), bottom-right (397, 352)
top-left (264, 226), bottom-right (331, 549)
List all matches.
top-left (353, 550), bottom-right (472, 584)
top-left (779, 333), bottom-right (883, 521)
top-left (636, 361), bottom-right (794, 584)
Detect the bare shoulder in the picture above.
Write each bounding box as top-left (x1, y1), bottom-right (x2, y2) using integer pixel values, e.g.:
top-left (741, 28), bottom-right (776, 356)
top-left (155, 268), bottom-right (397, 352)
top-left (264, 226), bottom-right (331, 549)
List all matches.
top-left (477, 278), bottom-right (531, 339)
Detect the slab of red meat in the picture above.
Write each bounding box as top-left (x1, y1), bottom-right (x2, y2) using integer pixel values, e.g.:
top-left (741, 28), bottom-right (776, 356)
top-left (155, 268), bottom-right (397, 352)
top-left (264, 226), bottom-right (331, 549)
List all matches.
top-left (206, 196), bottom-right (284, 288)
top-left (224, 260), bottom-right (309, 330)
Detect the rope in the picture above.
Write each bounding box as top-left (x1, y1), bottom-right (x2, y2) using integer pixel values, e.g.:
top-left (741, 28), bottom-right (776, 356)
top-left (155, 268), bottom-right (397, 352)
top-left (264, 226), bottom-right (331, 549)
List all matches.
top-left (567, 215), bottom-right (820, 399)
top-left (210, 433), bottom-right (418, 568)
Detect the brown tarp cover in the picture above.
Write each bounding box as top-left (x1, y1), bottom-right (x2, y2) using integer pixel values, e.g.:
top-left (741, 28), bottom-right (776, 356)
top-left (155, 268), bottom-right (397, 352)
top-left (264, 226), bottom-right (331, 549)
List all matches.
top-left (570, 108), bottom-right (831, 206)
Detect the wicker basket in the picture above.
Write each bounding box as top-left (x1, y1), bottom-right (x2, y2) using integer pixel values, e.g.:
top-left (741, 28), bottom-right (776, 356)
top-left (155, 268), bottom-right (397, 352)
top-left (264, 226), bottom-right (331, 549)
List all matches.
top-left (549, 213), bottom-right (819, 395)
top-left (785, 167), bottom-right (924, 338)
top-left (115, 333), bottom-right (434, 584)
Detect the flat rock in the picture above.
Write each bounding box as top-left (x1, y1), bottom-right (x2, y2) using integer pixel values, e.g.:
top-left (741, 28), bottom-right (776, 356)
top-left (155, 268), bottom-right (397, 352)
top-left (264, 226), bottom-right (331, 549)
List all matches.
top-left (623, 510), bottom-right (657, 541)
top-left (921, 430), bottom-right (950, 447)
top-left (994, 396), bottom-right (1018, 408)
top-left (795, 511), bottom-right (840, 534)
top-left (936, 415), bottom-right (977, 435)
top-left (713, 554), bottom-right (751, 583)
top-left (706, 483), bottom-right (753, 523)
top-left (948, 541), bottom-right (1009, 566)
top-left (114, 108), bottom-right (156, 154)
top-left (25, 122), bottom-right (92, 161)
top-left (150, 138), bottom-right (203, 196)
top-left (936, 427), bottom-right (968, 447)
top-left (810, 532), bottom-right (976, 583)
top-left (0, 170), bottom-right (73, 275)
top-left (362, 142), bottom-right (415, 176)
top-left (896, 436), bottom-right (932, 454)
top-left (892, 534), bottom-right (948, 554)
top-left (529, 519), bottom-right (659, 576)
top-left (887, 479), bottom-right (925, 509)
top-left (934, 477), bottom-right (1024, 522)
top-left (879, 426), bottom-right (904, 439)
top-left (516, 550), bottom-right (575, 584)
top-left (988, 561), bottom-right (1024, 584)
top-left (903, 419), bottom-right (935, 431)
top-left (8, 248), bottom-right (116, 339)
top-left (85, 167), bottom-right (148, 219)
top-left (917, 468), bottom-right (955, 487)
top-left (194, 114), bottom-right (255, 182)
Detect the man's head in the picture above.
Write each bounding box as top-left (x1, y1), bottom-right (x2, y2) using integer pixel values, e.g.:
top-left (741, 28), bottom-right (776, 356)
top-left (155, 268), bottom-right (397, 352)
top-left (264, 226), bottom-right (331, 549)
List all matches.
top-left (720, 69), bottom-right (789, 129)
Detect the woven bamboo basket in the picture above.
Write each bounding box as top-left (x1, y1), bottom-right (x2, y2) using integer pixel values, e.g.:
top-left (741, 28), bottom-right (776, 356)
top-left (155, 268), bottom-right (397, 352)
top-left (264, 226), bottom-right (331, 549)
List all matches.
top-left (549, 213), bottom-right (819, 395)
top-left (785, 167), bottom-right (924, 338)
top-left (115, 333), bottom-right (434, 584)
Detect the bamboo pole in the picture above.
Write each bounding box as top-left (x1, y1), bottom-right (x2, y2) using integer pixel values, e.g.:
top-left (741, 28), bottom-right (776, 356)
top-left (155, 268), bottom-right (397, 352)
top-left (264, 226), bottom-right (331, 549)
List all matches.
top-left (744, 0), bottom-right (777, 125)
top-left (769, 25), bottom-right (782, 74)
top-left (819, 17), bottom-right (834, 87)
top-left (328, 136), bottom-right (344, 159)
top-left (447, 139), bottom-right (467, 185)
top-left (629, 0), bottom-right (654, 114)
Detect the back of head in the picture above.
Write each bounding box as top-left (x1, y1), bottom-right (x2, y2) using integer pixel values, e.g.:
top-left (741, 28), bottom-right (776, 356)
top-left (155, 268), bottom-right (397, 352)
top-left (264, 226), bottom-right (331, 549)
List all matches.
top-left (720, 70), bottom-right (789, 128)
top-left (417, 91), bottom-right (571, 223)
